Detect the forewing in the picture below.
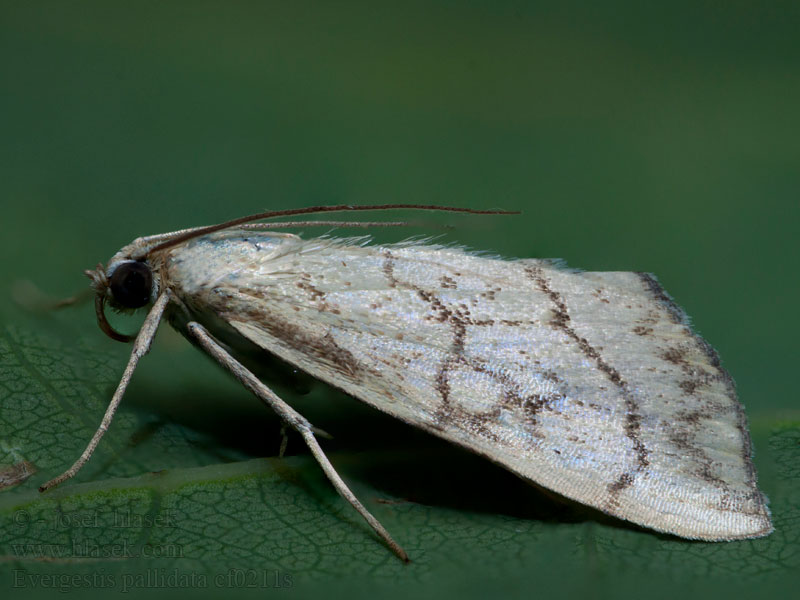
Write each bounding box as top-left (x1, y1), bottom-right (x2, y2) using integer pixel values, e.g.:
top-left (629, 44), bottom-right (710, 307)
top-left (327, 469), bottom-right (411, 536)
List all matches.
top-left (167, 234), bottom-right (771, 540)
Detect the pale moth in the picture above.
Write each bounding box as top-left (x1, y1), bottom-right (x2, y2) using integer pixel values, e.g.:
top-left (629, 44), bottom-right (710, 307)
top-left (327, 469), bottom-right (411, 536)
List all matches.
top-left (41, 204), bottom-right (772, 561)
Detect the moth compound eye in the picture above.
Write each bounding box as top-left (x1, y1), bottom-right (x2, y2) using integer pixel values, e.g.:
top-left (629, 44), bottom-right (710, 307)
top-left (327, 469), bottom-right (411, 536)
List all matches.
top-left (108, 261), bottom-right (153, 308)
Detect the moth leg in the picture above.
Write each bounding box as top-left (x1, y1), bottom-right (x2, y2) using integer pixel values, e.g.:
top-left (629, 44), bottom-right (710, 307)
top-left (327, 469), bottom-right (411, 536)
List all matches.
top-left (186, 321), bottom-right (410, 563)
top-left (278, 425), bottom-right (289, 459)
top-left (39, 291), bottom-right (172, 492)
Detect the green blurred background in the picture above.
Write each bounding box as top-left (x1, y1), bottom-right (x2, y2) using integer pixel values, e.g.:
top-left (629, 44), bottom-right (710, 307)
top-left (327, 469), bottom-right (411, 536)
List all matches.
top-left (1, 1), bottom-right (798, 598)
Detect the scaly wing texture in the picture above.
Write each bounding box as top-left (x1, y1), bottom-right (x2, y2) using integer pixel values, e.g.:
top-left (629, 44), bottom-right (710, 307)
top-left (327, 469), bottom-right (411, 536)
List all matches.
top-left (164, 231), bottom-right (771, 540)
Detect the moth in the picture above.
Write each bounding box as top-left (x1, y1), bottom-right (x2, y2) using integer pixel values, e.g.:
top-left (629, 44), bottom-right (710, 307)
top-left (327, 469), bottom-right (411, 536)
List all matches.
top-left (40, 204), bottom-right (772, 561)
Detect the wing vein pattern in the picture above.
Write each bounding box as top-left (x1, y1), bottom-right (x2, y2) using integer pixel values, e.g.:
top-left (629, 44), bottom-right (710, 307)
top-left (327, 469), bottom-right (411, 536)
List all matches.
top-left (164, 231), bottom-right (771, 540)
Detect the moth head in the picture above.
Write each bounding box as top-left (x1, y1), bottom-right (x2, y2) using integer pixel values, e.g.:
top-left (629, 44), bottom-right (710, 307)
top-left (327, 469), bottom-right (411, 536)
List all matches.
top-left (86, 257), bottom-right (159, 342)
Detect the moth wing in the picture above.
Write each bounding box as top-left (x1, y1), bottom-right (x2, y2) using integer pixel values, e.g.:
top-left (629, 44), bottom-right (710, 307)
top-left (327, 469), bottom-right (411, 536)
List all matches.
top-left (175, 237), bottom-right (771, 540)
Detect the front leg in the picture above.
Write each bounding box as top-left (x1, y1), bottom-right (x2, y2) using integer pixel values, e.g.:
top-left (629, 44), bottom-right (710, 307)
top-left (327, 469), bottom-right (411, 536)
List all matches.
top-left (185, 321), bottom-right (409, 562)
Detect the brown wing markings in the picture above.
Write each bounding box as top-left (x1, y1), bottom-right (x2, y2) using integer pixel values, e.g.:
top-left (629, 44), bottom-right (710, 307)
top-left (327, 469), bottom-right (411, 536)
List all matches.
top-left (637, 273), bottom-right (766, 513)
top-left (667, 408), bottom-right (765, 515)
top-left (659, 345), bottom-right (721, 397)
top-left (382, 250), bottom-right (467, 430)
top-left (234, 288), bottom-right (373, 381)
top-left (381, 250), bottom-right (550, 440)
top-left (524, 265), bottom-right (649, 511)
top-left (668, 408), bottom-right (729, 489)
top-left (636, 272), bottom-right (687, 325)
top-left (466, 357), bottom-right (567, 439)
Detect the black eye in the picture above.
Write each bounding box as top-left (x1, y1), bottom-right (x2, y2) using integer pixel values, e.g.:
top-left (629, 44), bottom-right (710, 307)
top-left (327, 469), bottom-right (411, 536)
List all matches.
top-left (109, 261), bottom-right (153, 308)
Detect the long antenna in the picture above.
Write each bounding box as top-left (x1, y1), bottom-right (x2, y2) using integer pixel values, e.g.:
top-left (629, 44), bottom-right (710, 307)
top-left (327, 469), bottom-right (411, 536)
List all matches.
top-left (146, 204), bottom-right (516, 254)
